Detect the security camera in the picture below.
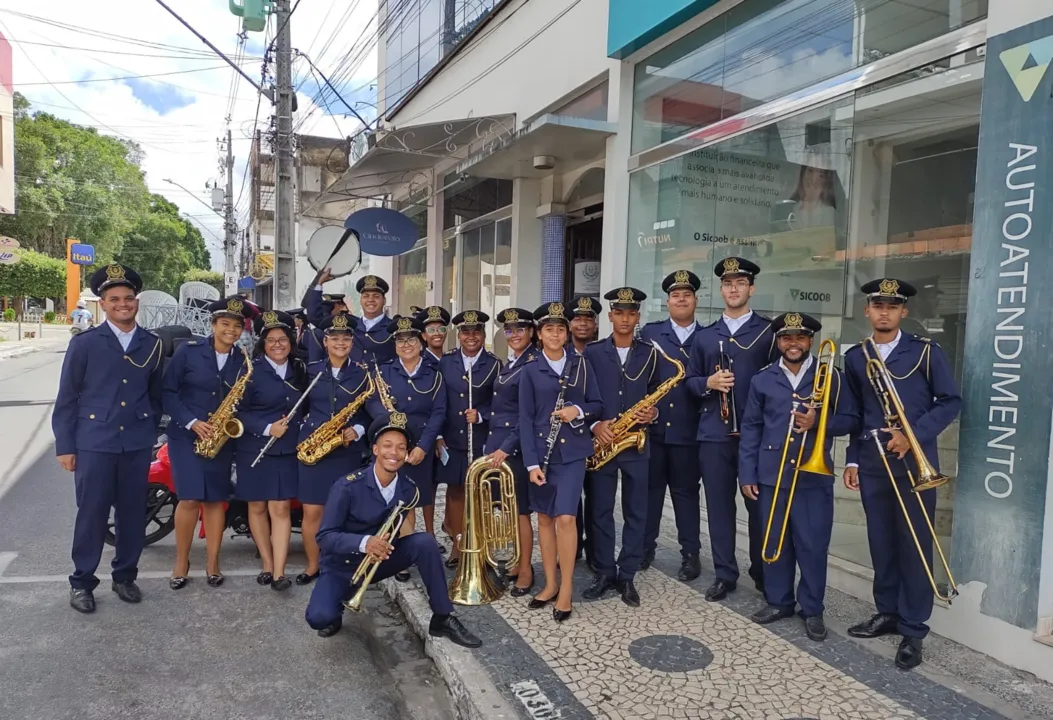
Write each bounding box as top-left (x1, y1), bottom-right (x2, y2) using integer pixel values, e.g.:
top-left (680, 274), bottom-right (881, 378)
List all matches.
top-left (533, 155), bottom-right (556, 171)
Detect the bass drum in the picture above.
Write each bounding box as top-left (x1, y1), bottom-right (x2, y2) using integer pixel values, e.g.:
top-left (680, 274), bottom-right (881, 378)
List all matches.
top-left (306, 225), bottom-right (361, 279)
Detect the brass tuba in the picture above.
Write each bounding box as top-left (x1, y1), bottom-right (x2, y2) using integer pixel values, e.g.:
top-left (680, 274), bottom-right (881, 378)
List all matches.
top-left (448, 458), bottom-right (519, 605)
top-left (296, 372), bottom-right (375, 465)
top-left (761, 339), bottom-right (836, 563)
top-left (194, 354), bottom-right (251, 458)
top-left (344, 485), bottom-right (420, 612)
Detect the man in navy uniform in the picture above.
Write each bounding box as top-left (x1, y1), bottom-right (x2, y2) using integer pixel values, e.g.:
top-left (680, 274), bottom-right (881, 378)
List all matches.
top-left (686, 257), bottom-right (777, 601)
top-left (583, 287), bottom-right (660, 607)
top-left (416, 305), bottom-right (451, 365)
top-left (352, 274), bottom-right (396, 364)
top-left (843, 278), bottom-right (961, 669)
top-left (739, 312), bottom-right (857, 641)
top-left (52, 263), bottom-right (164, 613)
top-left (641, 270), bottom-right (703, 581)
top-left (569, 295), bottom-right (600, 356)
top-left (305, 412), bottom-right (481, 648)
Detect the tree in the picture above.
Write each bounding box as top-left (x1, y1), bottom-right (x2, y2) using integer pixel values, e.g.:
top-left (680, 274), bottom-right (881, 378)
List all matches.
top-left (0, 249), bottom-right (67, 317)
top-left (183, 268), bottom-right (224, 294)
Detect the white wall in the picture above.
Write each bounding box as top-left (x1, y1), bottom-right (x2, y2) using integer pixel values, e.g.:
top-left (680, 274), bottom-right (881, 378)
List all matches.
top-left (387, 0), bottom-right (617, 129)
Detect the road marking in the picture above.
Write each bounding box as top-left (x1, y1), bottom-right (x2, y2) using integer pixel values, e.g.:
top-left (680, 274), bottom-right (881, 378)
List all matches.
top-left (0, 552), bottom-right (17, 578)
top-left (0, 567), bottom-right (271, 585)
top-left (510, 680), bottom-right (562, 719)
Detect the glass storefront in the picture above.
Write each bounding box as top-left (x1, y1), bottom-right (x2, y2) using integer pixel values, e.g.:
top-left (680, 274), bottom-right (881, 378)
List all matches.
top-left (627, 50), bottom-right (982, 586)
top-left (396, 204), bottom-right (428, 313)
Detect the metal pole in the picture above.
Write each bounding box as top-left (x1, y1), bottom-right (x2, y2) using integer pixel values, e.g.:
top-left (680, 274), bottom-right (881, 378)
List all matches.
top-left (273, 0), bottom-right (296, 311)
top-left (224, 129), bottom-right (237, 296)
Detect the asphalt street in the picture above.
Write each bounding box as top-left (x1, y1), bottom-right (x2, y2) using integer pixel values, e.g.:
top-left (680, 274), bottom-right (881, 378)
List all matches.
top-left (0, 346), bottom-right (456, 720)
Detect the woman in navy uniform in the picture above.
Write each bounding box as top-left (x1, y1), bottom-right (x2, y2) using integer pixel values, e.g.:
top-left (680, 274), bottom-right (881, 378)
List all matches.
top-left (164, 296), bottom-right (253, 591)
top-left (304, 413), bottom-right (481, 647)
top-left (483, 308), bottom-right (539, 595)
top-left (520, 302), bottom-right (603, 622)
top-left (436, 310), bottom-right (499, 567)
top-left (842, 278), bottom-right (961, 670)
top-left (739, 312), bottom-right (857, 642)
top-left (302, 267), bottom-right (352, 363)
top-left (366, 315), bottom-right (447, 567)
top-left (296, 314), bottom-right (372, 587)
top-left (234, 310), bottom-right (308, 591)
top-left (641, 270), bottom-right (704, 581)
top-left (417, 305), bottom-right (451, 365)
top-left (53, 263), bottom-right (164, 614)
top-left (686, 257), bottom-right (778, 601)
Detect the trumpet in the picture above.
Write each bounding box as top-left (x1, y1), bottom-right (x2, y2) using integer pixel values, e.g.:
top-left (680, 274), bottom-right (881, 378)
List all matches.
top-left (761, 339), bottom-right (836, 563)
top-left (717, 340), bottom-right (739, 435)
top-left (344, 486), bottom-right (421, 612)
top-left (861, 338), bottom-right (958, 603)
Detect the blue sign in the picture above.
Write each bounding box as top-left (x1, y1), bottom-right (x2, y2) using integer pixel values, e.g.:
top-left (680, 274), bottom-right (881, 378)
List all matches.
top-left (238, 276), bottom-right (256, 290)
top-left (607, 0), bottom-right (718, 58)
top-left (70, 243), bottom-right (95, 266)
top-left (343, 208), bottom-right (420, 257)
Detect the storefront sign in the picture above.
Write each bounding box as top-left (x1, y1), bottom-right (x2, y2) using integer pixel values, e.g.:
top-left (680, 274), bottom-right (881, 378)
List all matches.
top-left (0, 251), bottom-right (19, 265)
top-left (607, 0), bottom-right (718, 58)
top-left (344, 208), bottom-right (420, 257)
top-left (69, 243), bottom-right (95, 266)
top-left (574, 261), bottom-right (601, 295)
top-left (954, 17), bottom-right (1053, 629)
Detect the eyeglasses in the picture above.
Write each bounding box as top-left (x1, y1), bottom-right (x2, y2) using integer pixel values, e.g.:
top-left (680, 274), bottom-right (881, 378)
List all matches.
top-left (264, 337), bottom-right (289, 347)
top-left (394, 337), bottom-right (420, 346)
top-left (503, 326), bottom-right (529, 336)
top-left (424, 326), bottom-right (448, 336)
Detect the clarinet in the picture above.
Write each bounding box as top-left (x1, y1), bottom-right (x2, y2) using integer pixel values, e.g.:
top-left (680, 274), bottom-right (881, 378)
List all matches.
top-left (541, 356), bottom-right (573, 475)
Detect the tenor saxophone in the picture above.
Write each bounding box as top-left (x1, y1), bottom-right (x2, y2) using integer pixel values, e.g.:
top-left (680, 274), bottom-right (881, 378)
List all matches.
top-left (586, 340), bottom-right (685, 471)
top-left (296, 373), bottom-right (376, 465)
top-left (194, 354), bottom-right (252, 459)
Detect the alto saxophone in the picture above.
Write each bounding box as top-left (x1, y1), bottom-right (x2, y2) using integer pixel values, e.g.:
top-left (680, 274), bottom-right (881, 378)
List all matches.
top-left (586, 340), bottom-right (685, 471)
top-left (373, 360), bottom-right (396, 412)
top-left (296, 372), bottom-right (376, 465)
top-left (194, 354), bottom-right (252, 459)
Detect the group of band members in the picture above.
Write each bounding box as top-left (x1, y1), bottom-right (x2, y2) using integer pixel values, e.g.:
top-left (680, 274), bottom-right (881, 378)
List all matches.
top-left (53, 256), bottom-right (960, 669)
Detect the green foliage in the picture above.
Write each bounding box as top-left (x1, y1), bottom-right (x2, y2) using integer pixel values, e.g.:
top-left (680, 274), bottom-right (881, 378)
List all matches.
top-left (183, 268), bottom-right (224, 294)
top-left (44, 310), bottom-right (57, 323)
top-left (3, 308), bottom-right (15, 322)
top-left (0, 250), bottom-right (66, 307)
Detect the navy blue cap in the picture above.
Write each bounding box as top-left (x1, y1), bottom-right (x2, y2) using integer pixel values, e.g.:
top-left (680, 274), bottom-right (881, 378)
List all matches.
top-left (452, 310), bottom-right (489, 328)
top-left (416, 305), bottom-right (451, 326)
top-left (533, 302), bottom-right (570, 326)
top-left (208, 296), bottom-right (254, 320)
top-left (387, 315), bottom-right (425, 336)
top-left (496, 308), bottom-right (533, 325)
top-left (603, 286), bottom-right (647, 310)
top-left (772, 312), bottom-right (822, 336)
top-left (369, 411), bottom-right (416, 446)
top-left (714, 257), bottom-right (760, 279)
top-left (253, 310), bottom-right (294, 335)
top-left (861, 278), bottom-right (916, 304)
top-left (90, 263), bottom-right (142, 295)
top-left (319, 314), bottom-right (355, 335)
top-left (662, 269), bottom-right (701, 293)
top-left (356, 275), bottom-right (390, 294)
top-left (571, 296), bottom-right (600, 317)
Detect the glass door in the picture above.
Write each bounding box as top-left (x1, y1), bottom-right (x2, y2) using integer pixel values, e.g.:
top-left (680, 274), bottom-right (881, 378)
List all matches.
top-left (451, 214), bottom-right (512, 354)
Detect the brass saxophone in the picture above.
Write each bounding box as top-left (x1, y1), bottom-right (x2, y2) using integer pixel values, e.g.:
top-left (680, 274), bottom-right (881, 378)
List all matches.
top-left (373, 361), bottom-right (396, 412)
top-left (194, 354), bottom-right (252, 459)
top-left (296, 372), bottom-right (376, 465)
top-left (586, 340), bottom-right (685, 471)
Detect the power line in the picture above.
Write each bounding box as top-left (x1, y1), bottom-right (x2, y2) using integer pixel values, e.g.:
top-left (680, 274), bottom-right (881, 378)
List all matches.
top-left (14, 64), bottom-right (231, 86)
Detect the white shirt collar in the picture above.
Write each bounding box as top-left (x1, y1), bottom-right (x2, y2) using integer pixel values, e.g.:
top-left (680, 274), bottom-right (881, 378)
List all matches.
top-left (778, 355), bottom-right (814, 391)
top-left (462, 350), bottom-right (482, 372)
top-left (670, 318), bottom-right (696, 343)
top-left (106, 320), bottom-right (136, 351)
top-left (265, 356), bottom-right (288, 378)
top-left (401, 358), bottom-right (422, 377)
top-left (428, 349), bottom-right (443, 362)
top-left (374, 467), bottom-right (399, 504)
top-left (722, 310), bottom-right (754, 335)
top-left (543, 350), bottom-right (568, 375)
top-left (362, 314), bottom-right (384, 331)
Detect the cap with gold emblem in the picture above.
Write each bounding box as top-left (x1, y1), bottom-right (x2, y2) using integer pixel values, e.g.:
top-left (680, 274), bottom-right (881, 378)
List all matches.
top-left (452, 310), bottom-right (490, 329)
top-left (713, 256), bottom-right (761, 280)
top-left (90, 263), bottom-right (143, 296)
top-left (386, 314), bottom-right (425, 337)
top-left (603, 286), bottom-right (647, 310)
top-left (571, 295), bottom-right (600, 318)
top-left (356, 275), bottom-right (390, 295)
top-left (208, 296), bottom-right (254, 320)
top-left (253, 310), bottom-right (295, 335)
top-left (661, 269), bottom-right (702, 294)
top-left (415, 305), bottom-right (451, 327)
top-left (368, 411), bottom-right (417, 447)
top-left (286, 307), bottom-right (308, 322)
top-left (496, 308), bottom-right (534, 327)
top-left (771, 312), bottom-right (822, 337)
top-left (861, 277), bottom-right (916, 304)
top-left (321, 293), bottom-right (347, 311)
top-left (533, 301), bottom-right (570, 327)
top-left (319, 314), bottom-right (355, 335)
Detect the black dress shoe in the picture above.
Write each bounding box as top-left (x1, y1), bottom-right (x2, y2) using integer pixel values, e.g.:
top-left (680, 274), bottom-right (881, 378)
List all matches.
top-left (704, 579), bottom-right (736, 602)
top-left (69, 588), bottom-right (96, 614)
top-left (111, 581), bottom-right (142, 603)
top-left (206, 574), bottom-right (225, 587)
top-left (429, 614), bottom-right (482, 648)
top-left (510, 573), bottom-right (534, 597)
top-left (295, 571), bottom-right (319, 586)
top-left (395, 570), bottom-right (411, 582)
top-left (583, 575), bottom-right (617, 600)
top-left (620, 579), bottom-right (640, 607)
top-left (528, 593), bottom-right (556, 609)
top-left (750, 605), bottom-right (795, 624)
top-left (553, 607), bottom-right (573, 622)
top-left (257, 572), bottom-right (273, 586)
top-left (317, 620), bottom-right (342, 638)
top-left (847, 612), bottom-right (899, 639)
top-left (804, 615), bottom-right (828, 641)
top-left (896, 637), bottom-right (923, 669)
top-left (640, 548), bottom-right (655, 571)
top-left (677, 554), bottom-right (701, 582)
top-left (444, 556), bottom-right (459, 569)
top-left (271, 576), bottom-right (292, 592)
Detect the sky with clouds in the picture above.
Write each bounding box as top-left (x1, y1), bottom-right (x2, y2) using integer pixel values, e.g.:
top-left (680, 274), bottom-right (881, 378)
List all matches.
top-left (1, 0), bottom-right (380, 269)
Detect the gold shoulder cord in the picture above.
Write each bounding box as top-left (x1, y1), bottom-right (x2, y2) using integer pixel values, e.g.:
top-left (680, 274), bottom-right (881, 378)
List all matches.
top-left (498, 364), bottom-right (525, 385)
top-left (885, 344), bottom-right (930, 382)
top-left (729, 324), bottom-right (772, 351)
top-left (338, 374), bottom-right (370, 396)
top-left (122, 338), bottom-right (163, 369)
top-left (569, 354), bottom-right (584, 388)
top-left (473, 359), bottom-right (499, 388)
top-left (622, 343), bottom-right (651, 383)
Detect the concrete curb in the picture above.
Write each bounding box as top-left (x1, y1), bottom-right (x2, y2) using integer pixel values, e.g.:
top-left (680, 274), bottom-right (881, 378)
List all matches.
top-left (382, 576), bottom-right (520, 720)
top-left (0, 340), bottom-right (66, 360)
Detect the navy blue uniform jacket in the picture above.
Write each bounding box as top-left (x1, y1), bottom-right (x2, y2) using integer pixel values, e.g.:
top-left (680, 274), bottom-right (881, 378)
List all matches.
top-left (583, 337), bottom-right (661, 462)
top-left (53, 324), bottom-right (164, 455)
top-left (485, 350), bottom-right (539, 456)
top-left (235, 357), bottom-right (307, 457)
top-left (439, 348), bottom-right (500, 454)
top-left (739, 359), bottom-right (857, 489)
top-left (366, 359), bottom-right (447, 455)
top-left (686, 313), bottom-right (778, 442)
top-left (296, 359), bottom-right (372, 451)
top-left (518, 352), bottom-right (603, 468)
top-left (640, 320), bottom-right (700, 446)
top-left (162, 339), bottom-right (247, 443)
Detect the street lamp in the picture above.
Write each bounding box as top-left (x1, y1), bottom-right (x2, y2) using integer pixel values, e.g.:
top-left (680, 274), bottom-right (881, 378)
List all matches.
top-left (162, 178), bottom-right (224, 218)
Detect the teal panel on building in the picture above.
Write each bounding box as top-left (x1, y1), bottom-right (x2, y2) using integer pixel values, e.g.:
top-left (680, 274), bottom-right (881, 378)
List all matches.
top-left (607, 0), bottom-right (719, 58)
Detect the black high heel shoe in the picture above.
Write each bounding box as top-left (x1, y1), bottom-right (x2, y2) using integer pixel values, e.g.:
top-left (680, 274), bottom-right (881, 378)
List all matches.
top-left (528, 592), bottom-right (557, 610)
top-left (256, 572), bottom-right (273, 586)
top-left (510, 572), bottom-right (535, 598)
top-left (206, 573), bottom-right (225, 587)
top-left (553, 606), bottom-right (573, 623)
top-left (170, 562), bottom-right (190, 591)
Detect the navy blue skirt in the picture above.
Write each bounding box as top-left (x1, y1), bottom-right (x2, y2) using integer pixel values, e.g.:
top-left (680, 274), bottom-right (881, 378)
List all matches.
top-left (529, 460), bottom-right (585, 518)
top-left (234, 452), bottom-right (298, 502)
top-left (168, 431), bottom-right (234, 503)
top-left (435, 447), bottom-right (473, 487)
top-left (299, 445), bottom-right (367, 505)
top-left (405, 451), bottom-right (435, 507)
top-left (507, 453), bottom-right (532, 516)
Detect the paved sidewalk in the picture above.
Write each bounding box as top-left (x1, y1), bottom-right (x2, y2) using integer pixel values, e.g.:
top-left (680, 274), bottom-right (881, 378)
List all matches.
top-left (388, 488), bottom-right (1053, 720)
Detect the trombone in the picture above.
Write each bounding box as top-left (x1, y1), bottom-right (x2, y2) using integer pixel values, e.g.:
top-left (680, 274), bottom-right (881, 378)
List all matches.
top-left (861, 337), bottom-right (958, 603)
top-left (717, 340), bottom-right (739, 435)
top-left (761, 339), bottom-right (836, 563)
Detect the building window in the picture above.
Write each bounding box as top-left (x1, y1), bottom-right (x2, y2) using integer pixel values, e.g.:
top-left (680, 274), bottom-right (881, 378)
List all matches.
top-left (442, 175), bottom-right (513, 229)
top-left (396, 204), bottom-right (428, 313)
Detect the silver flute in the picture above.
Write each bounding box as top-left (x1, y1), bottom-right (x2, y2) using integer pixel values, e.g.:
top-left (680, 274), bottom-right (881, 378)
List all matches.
top-left (251, 370), bottom-right (323, 468)
top-left (466, 355), bottom-right (474, 464)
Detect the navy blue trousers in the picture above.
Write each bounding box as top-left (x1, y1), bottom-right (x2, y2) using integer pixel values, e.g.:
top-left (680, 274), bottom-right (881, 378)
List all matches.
top-left (860, 471), bottom-right (938, 638)
top-left (587, 460), bottom-right (648, 581)
top-left (758, 483), bottom-right (833, 617)
top-left (644, 441), bottom-right (701, 557)
top-left (305, 533), bottom-right (453, 630)
top-left (70, 448), bottom-right (152, 590)
top-left (699, 439), bottom-right (763, 585)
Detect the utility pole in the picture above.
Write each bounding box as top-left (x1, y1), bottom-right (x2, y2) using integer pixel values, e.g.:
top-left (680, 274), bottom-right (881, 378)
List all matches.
top-left (224, 128), bottom-right (237, 296)
top-left (273, 0), bottom-right (296, 310)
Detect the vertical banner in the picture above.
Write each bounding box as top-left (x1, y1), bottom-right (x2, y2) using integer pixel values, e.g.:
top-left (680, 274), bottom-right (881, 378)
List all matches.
top-left (953, 18), bottom-right (1053, 629)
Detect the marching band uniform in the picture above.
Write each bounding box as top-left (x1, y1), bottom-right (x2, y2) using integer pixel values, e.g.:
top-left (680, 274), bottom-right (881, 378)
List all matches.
top-left (739, 312), bottom-right (857, 641)
top-left (163, 297), bottom-right (252, 504)
top-left (416, 305), bottom-right (451, 366)
top-left (352, 275), bottom-right (396, 364)
top-left (303, 290), bottom-right (350, 363)
top-left (53, 264), bottom-right (163, 612)
top-left (583, 287), bottom-right (660, 606)
top-left (569, 295), bottom-right (601, 566)
top-left (289, 308), bottom-right (309, 362)
top-left (641, 270), bottom-right (704, 581)
top-left (296, 315), bottom-right (372, 506)
top-left (843, 279), bottom-right (961, 669)
top-left (234, 311), bottom-right (307, 502)
top-left (305, 414), bottom-right (482, 647)
top-left (686, 257), bottom-right (777, 601)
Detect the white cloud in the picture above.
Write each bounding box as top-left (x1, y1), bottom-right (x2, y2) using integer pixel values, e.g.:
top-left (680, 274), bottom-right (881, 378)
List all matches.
top-left (0, 0), bottom-right (379, 269)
